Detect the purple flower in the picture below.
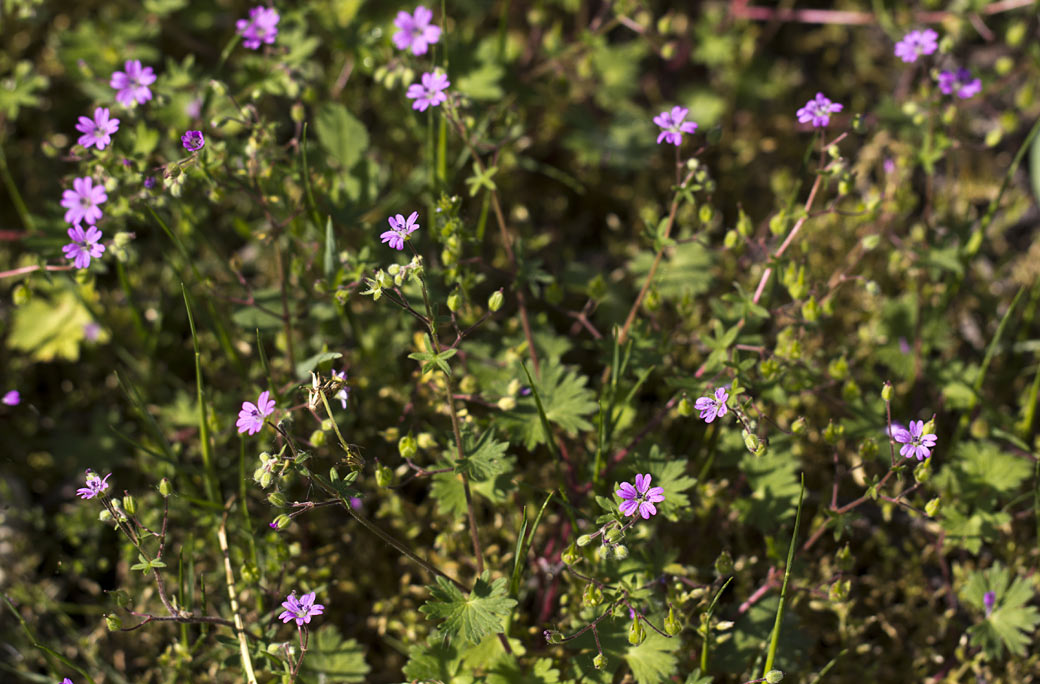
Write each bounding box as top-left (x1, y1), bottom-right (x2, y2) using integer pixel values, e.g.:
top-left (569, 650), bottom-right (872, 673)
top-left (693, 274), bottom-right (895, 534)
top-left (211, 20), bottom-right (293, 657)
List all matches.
top-left (894, 29), bottom-right (938, 63)
top-left (653, 106), bottom-right (698, 146)
top-left (62, 679), bottom-right (74, 684)
top-left (616, 473), bottom-right (666, 519)
top-left (937, 68), bottom-right (981, 99)
top-left (62, 225), bottom-right (106, 269)
top-left (796, 92), bottom-right (843, 128)
top-left (279, 591), bottom-right (325, 626)
top-left (144, 177), bottom-right (156, 189)
top-left (694, 387), bottom-right (729, 424)
top-left (110, 60), bottom-right (156, 107)
top-left (892, 419), bottom-right (937, 461)
top-left (393, 6), bottom-right (441, 56)
top-left (76, 470), bottom-right (112, 500)
top-left (61, 177), bottom-right (107, 226)
top-left (75, 107), bottom-right (120, 150)
top-left (406, 71), bottom-right (450, 112)
top-left (84, 321), bottom-right (102, 341)
top-left (237, 6), bottom-right (280, 50)
top-left (181, 130), bottom-right (205, 152)
top-left (381, 211), bottom-right (420, 250)
top-left (236, 390), bottom-right (276, 435)
top-left (984, 590), bottom-right (996, 617)
top-left (269, 520), bottom-right (279, 529)
top-left (2, 390), bottom-right (19, 406)
top-left (331, 369), bottom-right (349, 409)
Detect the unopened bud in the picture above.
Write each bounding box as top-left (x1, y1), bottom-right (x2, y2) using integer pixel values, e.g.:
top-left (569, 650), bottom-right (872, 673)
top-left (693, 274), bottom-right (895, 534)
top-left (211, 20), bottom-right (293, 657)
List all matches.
top-left (743, 431), bottom-right (759, 452)
top-left (398, 435), bottom-right (417, 460)
top-left (267, 491), bottom-right (287, 507)
top-left (122, 494), bottom-right (136, 515)
top-left (543, 629), bottom-right (562, 644)
top-left (925, 497), bottom-right (941, 517)
top-left (881, 382), bottom-right (893, 402)
top-left (664, 606), bottom-right (682, 635)
top-left (612, 544), bottom-right (629, 560)
top-left (488, 290), bottom-right (504, 312)
top-left (375, 464), bottom-right (394, 488)
top-left (447, 291), bottom-right (461, 312)
top-left (272, 514), bottom-right (291, 529)
top-left (677, 396), bottom-right (693, 417)
top-left (765, 669), bottom-right (784, 684)
top-left (158, 478), bottom-right (173, 497)
top-left (561, 543), bottom-right (580, 565)
top-left (309, 429), bottom-right (327, 447)
top-left (791, 417), bottom-right (806, 434)
top-left (417, 432), bottom-right (436, 449)
top-left (593, 653), bottom-right (606, 669)
top-left (714, 550), bottom-right (734, 576)
top-left (582, 583), bottom-right (603, 607)
top-left (496, 396), bottom-right (517, 411)
top-left (576, 534), bottom-right (593, 547)
top-left (106, 614), bottom-right (122, 631)
top-left (627, 617), bottom-right (646, 645)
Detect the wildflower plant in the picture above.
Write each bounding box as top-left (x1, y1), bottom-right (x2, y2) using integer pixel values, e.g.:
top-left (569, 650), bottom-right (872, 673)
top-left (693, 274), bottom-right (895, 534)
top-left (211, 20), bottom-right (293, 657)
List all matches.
top-left (4, 3), bottom-right (1040, 684)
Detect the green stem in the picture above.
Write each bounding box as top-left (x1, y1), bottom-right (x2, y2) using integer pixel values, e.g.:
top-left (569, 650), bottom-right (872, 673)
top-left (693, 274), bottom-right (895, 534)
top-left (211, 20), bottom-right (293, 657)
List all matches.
top-left (762, 475), bottom-right (806, 678)
top-left (0, 141), bottom-right (35, 231)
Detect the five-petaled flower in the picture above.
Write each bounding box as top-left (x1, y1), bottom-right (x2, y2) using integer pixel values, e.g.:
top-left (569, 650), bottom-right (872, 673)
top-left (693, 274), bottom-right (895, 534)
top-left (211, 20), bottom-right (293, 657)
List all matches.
top-left (63, 225), bottom-right (106, 269)
top-left (237, 390), bottom-right (276, 435)
top-left (381, 211), bottom-right (420, 250)
top-left (2, 390), bottom-right (19, 406)
top-left (279, 591), bottom-right (325, 626)
top-left (181, 130), bottom-right (205, 152)
top-left (77, 470), bottom-right (112, 500)
top-left (237, 6), bottom-right (280, 50)
top-left (796, 92), bottom-right (843, 128)
top-left (892, 419), bottom-right (937, 461)
top-left (894, 29), bottom-right (938, 63)
top-left (75, 107), bottom-right (120, 150)
top-left (406, 71), bottom-right (450, 112)
top-left (694, 387), bottom-right (729, 424)
top-left (653, 106), bottom-right (698, 146)
top-left (393, 6), bottom-right (441, 56)
top-left (937, 68), bottom-right (981, 99)
top-left (61, 177), bottom-right (107, 226)
top-left (110, 60), bottom-right (157, 107)
top-left (616, 473), bottom-right (666, 519)
top-left (331, 369), bottom-right (350, 409)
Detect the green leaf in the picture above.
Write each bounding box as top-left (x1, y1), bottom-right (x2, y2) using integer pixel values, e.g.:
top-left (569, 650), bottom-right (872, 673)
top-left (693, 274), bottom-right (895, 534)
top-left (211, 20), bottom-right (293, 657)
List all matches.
top-left (1030, 117), bottom-right (1040, 207)
top-left (963, 562), bottom-right (1040, 659)
top-left (296, 351), bottom-right (343, 380)
top-left (9, 285), bottom-right (92, 362)
top-left (315, 102), bottom-right (369, 171)
top-left (487, 657), bottom-right (565, 684)
top-left (625, 628), bottom-right (679, 684)
top-left (300, 625), bottom-right (370, 683)
top-left (402, 640), bottom-right (462, 682)
top-left (0, 61), bottom-right (49, 120)
top-left (323, 216), bottom-right (336, 281)
top-left (733, 447), bottom-right (802, 532)
top-left (502, 361), bottom-right (597, 449)
top-left (454, 428), bottom-right (511, 481)
top-left (419, 571), bottom-right (517, 646)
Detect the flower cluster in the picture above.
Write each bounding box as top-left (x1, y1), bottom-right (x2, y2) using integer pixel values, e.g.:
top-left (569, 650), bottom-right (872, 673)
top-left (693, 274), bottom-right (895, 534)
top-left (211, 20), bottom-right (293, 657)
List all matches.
top-left (237, 391), bottom-right (276, 435)
top-left (279, 591), bottom-right (325, 626)
top-left (76, 470), bottom-right (112, 500)
top-left (237, 6), bottom-right (280, 50)
top-left (616, 474), bottom-right (665, 519)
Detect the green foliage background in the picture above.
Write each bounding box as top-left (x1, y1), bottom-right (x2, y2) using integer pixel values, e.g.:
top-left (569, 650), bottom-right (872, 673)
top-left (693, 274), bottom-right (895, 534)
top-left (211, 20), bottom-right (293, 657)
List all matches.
top-left (2, 0), bottom-right (1040, 682)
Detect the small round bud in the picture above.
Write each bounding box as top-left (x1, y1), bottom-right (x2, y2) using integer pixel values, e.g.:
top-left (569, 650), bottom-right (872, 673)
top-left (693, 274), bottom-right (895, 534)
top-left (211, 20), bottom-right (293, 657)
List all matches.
top-left (158, 478), bottom-right (173, 497)
top-left (627, 617), bottom-right (646, 645)
top-left (743, 431), bottom-right (760, 453)
top-left (12, 283), bottom-right (31, 306)
top-left (375, 464), bottom-right (394, 488)
top-left (714, 550), bottom-right (734, 576)
top-left (765, 669), bottom-right (784, 684)
top-left (272, 514), bottom-right (291, 529)
top-left (677, 396), bottom-right (693, 417)
top-left (664, 606), bottom-right (682, 636)
top-left (488, 290), bottom-right (504, 312)
top-left (605, 526), bottom-right (623, 543)
top-left (496, 396), bottom-right (517, 411)
top-left (417, 432), bottom-right (436, 449)
top-left (612, 544), bottom-right (629, 560)
top-left (398, 435), bottom-right (417, 460)
top-left (925, 497), bottom-right (941, 517)
top-left (447, 291), bottom-right (461, 312)
top-left (593, 653), bottom-right (606, 670)
top-left (309, 429), bottom-right (327, 447)
top-left (582, 583), bottom-right (603, 607)
top-left (914, 458), bottom-right (932, 484)
top-left (881, 382), bottom-right (893, 402)
top-left (791, 417), bottom-right (806, 434)
top-left (561, 543), bottom-right (581, 566)
top-left (122, 494), bottom-right (136, 516)
top-left (106, 614), bottom-right (122, 631)
top-left (576, 534), bottom-right (593, 547)
top-left (259, 471), bottom-right (274, 489)
top-left (267, 491), bottom-right (287, 507)
top-left (543, 629), bottom-right (562, 644)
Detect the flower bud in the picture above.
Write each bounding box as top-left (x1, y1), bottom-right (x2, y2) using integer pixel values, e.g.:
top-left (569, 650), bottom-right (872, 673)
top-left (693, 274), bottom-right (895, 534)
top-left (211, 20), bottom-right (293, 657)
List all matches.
top-left (765, 669), bottom-right (784, 684)
top-left (582, 583), bottom-right (603, 607)
top-left (714, 550), bottom-right (734, 576)
top-left (543, 629), bottom-right (562, 644)
top-left (122, 494), bottom-right (136, 516)
top-left (259, 470), bottom-right (274, 488)
top-left (272, 514), bottom-right (291, 529)
top-left (267, 491), bottom-right (287, 507)
top-left (881, 382), bottom-right (893, 402)
top-left (309, 429), bottom-right (327, 447)
top-left (561, 542), bottom-right (580, 565)
top-left (914, 458), bottom-right (931, 484)
top-left (605, 525), bottom-right (623, 543)
top-left (158, 478), bottom-right (173, 497)
top-left (791, 417), bottom-right (806, 434)
top-left (677, 396), bottom-right (693, 417)
top-left (488, 290), bottom-right (504, 312)
top-left (627, 617), bottom-right (646, 645)
top-left (106, 614), bottom-right (122, 631)
top-left (664, 606), bottom-right (682, 635)
top-left (593, 653), bottom-right (606, 670)
top-left (743, 431), bottom-right (760, 452)
top-left (612, 544), bottom-right (629, 560)
top-left (398, 435), bottom-right (417, 460)
top-left (447, 291), bottom-right (461, 312)
top-left (291, 102), bottom-right (305, 123)
top-left (925, 497), bottom-right (941, 517)
top-left (576, 534), bottom-right (593, 547)
top-left (496, 396), bottom-right (517, 411)
top-left (417, 432), bottom-right (436, 449)
top-left (375, 464), bottom-right (394, 488)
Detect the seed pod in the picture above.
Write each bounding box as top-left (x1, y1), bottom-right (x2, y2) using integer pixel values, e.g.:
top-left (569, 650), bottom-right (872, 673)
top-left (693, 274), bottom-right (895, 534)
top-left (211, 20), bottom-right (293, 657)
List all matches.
top-left (627, 617), bottom-right (646, 645)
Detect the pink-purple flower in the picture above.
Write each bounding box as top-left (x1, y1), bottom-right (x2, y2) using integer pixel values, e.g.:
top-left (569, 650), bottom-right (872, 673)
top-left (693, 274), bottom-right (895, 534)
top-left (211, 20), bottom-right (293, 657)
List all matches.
top-left (237, 390), bottom-right (276, 435)
top-left (694, 387), bottom-right (729, 424)
top-left (279, 591), bottom-right (325, 626)
top-left (406, 71), bottom-right (450, 112)
top-left (892, 419), bottom-right (937, 461)
top-left (331, 369), bottom-right (349, 409)
top-left (393, 6), bottom-right (441, 56)
top-left (616, 473), bottom-right (665, 519)
top-left (937, 68), bottom-right (981, 99)
top-left (237, 6), bottom-right (280, 50)
top-left (62, 225), bottom-right (106, 269)
top-left (983, 590), bottom-right (996, 617)
top-left (894, 29), bottom-right (938, 63)
top-left (181, 130), bottom-right (205, 152)
top-left (76, 470), bottom-right (112, 500)
top-left (653, 106), bottom-right (698, 146)
top-left (796, 92), bottom-right (843, 128)
top-left (75, 107), bottom-right (120, 150)
top-left (110, 60), bottom-right (156, 107)
top-left (61, 177), bottom-right (107, 226)
top-left (2, 390), bottom-right (19, 406)
top-left (381, 211), bottom-right (420, 250)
